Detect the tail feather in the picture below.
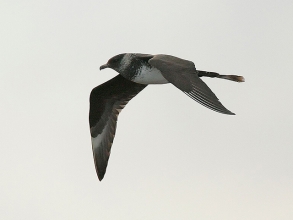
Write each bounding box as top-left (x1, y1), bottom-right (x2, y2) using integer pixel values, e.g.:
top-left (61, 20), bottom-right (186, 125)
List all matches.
top-left (197, 70), bottom-right (245, 83)
top-left (218, 75), bottom-right (245, 82)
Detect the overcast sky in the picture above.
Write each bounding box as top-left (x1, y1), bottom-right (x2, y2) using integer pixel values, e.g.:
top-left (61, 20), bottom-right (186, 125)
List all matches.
top-left (1, 0), bottom-right (293, 219)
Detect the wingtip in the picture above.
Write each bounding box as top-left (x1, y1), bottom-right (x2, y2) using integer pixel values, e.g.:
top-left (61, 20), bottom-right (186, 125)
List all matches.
top-left (222, 109), bottom-right (235, 115)
top-left (95, 165), bottom-right (105, 181)
top-left (98, 173), bottom-right (104, 181)
top-left (217, 105), bottom-right (235, 115)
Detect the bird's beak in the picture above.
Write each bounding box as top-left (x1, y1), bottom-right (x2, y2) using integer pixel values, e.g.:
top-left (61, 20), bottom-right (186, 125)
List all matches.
top-left (100, 64), bottom-right (108, 70)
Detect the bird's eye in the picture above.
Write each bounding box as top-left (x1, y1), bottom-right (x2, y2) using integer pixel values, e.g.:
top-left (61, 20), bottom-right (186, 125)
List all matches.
top-left (110, 57), bottom-right (119, 64)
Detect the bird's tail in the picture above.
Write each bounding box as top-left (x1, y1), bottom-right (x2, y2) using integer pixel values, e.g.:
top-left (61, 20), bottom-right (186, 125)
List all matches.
top-left (198, 70), bottom-right (245, 82)
top-left (218, 74), bottom-right (245, 82)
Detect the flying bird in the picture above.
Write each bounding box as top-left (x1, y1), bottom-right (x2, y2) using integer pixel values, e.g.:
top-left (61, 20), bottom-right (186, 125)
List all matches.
top-left (89, 53), bottom-right (244, 181)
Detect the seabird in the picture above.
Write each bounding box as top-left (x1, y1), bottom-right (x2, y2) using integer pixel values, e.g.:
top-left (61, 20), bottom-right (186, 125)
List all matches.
top-left (89, 53), bottom-right (244, 181)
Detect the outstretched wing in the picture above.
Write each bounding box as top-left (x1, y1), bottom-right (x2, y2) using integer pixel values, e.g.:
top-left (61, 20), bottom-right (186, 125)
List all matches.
top-left (149, 54), bottom-right (235, 115)
top-left (89, 75), bottom-right (147, 181)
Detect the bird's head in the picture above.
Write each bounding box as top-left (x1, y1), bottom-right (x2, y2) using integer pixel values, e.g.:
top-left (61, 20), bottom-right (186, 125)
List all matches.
top-left (100, 53), bottom-right (131, 72)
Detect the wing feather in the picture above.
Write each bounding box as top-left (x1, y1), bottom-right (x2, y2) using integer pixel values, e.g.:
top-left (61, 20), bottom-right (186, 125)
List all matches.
top-left (89, 75), bottom-right (147, 180)
top-left (149, 54), bottom-right (234, 115)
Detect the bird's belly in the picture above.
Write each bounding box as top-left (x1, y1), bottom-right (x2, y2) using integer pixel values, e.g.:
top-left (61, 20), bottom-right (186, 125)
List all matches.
top-left (132, 66), bottom-right (169, 84)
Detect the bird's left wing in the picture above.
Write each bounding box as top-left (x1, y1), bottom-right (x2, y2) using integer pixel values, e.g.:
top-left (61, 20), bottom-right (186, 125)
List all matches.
top-left (149, 54), bottom-right (235, 115)
top-left (89, 75), bottom-right (147, 181)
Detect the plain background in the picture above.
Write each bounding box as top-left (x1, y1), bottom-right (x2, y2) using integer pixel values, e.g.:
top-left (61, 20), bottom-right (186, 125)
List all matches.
top-left (1, 0), bottom-right (293, 219)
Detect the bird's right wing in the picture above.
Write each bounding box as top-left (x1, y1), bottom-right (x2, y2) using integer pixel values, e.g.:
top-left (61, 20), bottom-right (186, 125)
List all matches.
top-left (149, 54), bottom-right (235, 115)
top-left (89, 75), bottom-right (147, 181)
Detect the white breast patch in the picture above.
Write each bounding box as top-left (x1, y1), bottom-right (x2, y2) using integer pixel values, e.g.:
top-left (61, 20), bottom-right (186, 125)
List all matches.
top-left (132, 66), bottom-right (169, 85)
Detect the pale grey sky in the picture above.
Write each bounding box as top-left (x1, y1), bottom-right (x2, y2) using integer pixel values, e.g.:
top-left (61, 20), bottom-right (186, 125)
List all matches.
top-left (1, 0), bottom-right (293, 219)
